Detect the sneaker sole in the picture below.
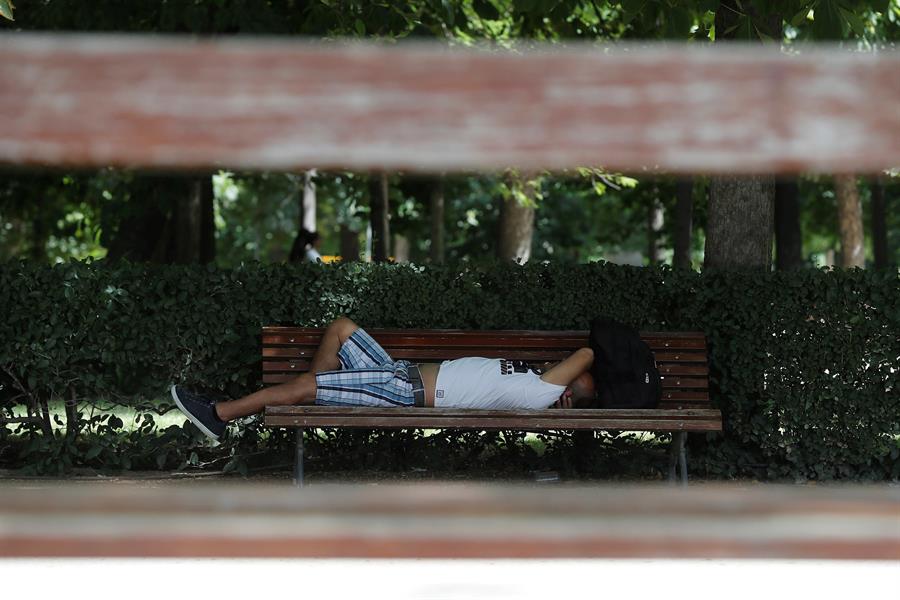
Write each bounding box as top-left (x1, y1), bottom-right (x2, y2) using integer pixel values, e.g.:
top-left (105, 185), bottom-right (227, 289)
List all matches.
top-left (170, 385), bottom-right (221, 445)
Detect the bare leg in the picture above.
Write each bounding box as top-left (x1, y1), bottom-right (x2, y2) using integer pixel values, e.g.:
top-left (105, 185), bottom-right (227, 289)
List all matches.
top-left (214, 317), bottom-right (360, 422)
top-left (215, 372), bottom-right (317, 422)
top-left (309, 316), bottom-right (359, 374)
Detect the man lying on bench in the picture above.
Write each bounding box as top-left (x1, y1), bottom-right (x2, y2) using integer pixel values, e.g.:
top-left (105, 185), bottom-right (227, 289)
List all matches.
top-left (172, 317), bottom-right (596, 442)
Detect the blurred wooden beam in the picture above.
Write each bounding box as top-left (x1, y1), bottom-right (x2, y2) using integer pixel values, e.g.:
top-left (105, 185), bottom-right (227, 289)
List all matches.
top-left (0, 483), bottom-right (897, 559)
top-left (1, 35), bottom-right (897, 174)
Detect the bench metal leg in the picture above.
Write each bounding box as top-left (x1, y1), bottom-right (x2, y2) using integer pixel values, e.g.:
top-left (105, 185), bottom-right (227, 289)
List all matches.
top-left (667, 431), bottom-right (688, 486)
top-left (678, 432), bottom-right (689, 486)
top-left (294, 427), bottom-right (305, 487)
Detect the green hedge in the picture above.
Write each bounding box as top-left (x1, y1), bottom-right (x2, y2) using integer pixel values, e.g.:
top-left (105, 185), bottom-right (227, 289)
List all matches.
top-left (1, 260), bottom-right (898, 480)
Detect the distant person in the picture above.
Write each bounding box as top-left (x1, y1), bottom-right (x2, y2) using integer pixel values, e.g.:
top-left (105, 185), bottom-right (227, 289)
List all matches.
top-left (172, 317), bottom-right (596, 442)
top-left (289, 229), bottom-right (322, 263)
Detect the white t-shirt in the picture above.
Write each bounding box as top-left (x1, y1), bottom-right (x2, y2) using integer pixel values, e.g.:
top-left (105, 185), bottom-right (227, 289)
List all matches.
top-left (434, 357), bottom-right (566, 410)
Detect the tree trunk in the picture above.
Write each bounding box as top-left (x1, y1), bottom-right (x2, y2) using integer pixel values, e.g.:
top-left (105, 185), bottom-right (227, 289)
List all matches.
top-left (199, 176), bottom-right (216, 263)
top-left (65, 387), bottom-right (78, 441)
top-left (672, 178), bottom-right (694, 269)
top-left (834, 174), bottom-right (865, 268)
top-left (340, 224), bottom-right (360, 263)
top-left (368, 173), bottom-right (390, 262)
top-left (393, 234), bottom-right (411, 263)
top-left (704, 175), bottom-right (775, 270)
top-left (774, 179), bottom-right (803, 270)
top-left (103, 174), bottom-right (212, 264)
top-left (105, 177), bottom-right (170, 263)
top-left (647, 192), bottom-right (664, 266)
top-left (38, 396), bottom-right (52, 436)
top-left (430, 176), bottom-right (445, 264)
top-left (173, 182), bottom-right (199, 264)
top-left (302, 169), bottom-right (317, 233)
top-left (871, 175), bottom-right (889, 269)
top-left (149, 202), bottom-right (174, 263)
top-left (289, 170), bottom-right (317, 263)
top-left (174, 176), bottom-right (215, 264)
top-left (705, 2), bottom-right (780, 271)
top-left (30, 216), bottom-right (47, 262)
top-left (497, 175), bottom-right (536, 263)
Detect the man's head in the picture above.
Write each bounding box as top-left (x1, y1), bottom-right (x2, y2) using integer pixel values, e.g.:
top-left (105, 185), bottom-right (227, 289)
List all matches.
top-left (567, 371), bottom-right (597, 408)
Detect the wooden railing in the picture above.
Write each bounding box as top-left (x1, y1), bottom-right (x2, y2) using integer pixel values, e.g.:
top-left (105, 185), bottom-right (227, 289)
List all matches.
top-left (1, 483), bottom-right (898, 559)
top-left (1, 35), bottom-right (898, 174)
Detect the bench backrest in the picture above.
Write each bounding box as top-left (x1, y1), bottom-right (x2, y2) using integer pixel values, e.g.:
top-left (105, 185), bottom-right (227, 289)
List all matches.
top-left (262, 327), bottom-right (710, 410)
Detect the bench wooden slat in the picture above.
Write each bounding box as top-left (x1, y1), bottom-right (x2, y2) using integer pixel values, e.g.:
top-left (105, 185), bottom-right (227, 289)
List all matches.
top-left (658, 377), bottom-right (708, 389)
top-left (264, 407), bottom-right (722, 430)
top-left (260, 347), bottom-right (710, 364)
top-left (263, 327), bottom-right (708, 338)
top-left (265, 417), bottom-right (722, 431)
top-left (261, 360), bottom-right (709, 377)
top-left (650, 351), bottom-right (709, 363)
top-left (262, 349), bottom-right (580, 360)
top-left (339, 349), bottom-right (575, 360)
top-left (657, 400), bottom-right (712, 408)
top-left (261, 335), bottom-right (709, 349)
top-left (261, 350), bottom-right (572, 366)
top-left (266, 407), bottom-right (721, 419)
top-left (261, 335), bottom-right (593, 348)
top-left (264, 414), bottom-right (721, 431)
top-left (661, 391), bottom-right (709, 401)
top-left (654, 364), bottom-right (709, 376)
top-left (656, 403), bottom-right (712, 410)
top-left (262, 329), bottom-right (707, 351)
top-left (261, 327), bottom-right (707, 338)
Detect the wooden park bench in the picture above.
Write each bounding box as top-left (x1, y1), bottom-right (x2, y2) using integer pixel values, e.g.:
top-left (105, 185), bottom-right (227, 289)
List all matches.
top-left (262, 327), bottom-right (722, 486)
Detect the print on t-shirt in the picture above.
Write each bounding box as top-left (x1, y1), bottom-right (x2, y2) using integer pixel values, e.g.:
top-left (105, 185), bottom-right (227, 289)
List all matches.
top-left (500, 360), bottom-right (543, 376)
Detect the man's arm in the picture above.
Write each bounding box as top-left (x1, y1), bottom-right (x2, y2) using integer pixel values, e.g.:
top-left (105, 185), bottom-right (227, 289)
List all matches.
top-left (540, 347), bottom-right (593, 386)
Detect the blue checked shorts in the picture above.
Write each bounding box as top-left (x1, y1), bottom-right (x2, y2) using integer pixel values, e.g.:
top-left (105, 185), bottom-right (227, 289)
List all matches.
top-left (314, 328), bottom-right (417, 407)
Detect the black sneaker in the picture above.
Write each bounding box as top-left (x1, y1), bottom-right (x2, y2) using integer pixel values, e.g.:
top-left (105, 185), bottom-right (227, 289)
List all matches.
top-left (170, 384), bottom-right (226, 443)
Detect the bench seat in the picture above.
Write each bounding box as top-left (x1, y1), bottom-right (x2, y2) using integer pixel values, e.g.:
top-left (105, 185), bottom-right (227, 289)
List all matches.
top-left (262, 327), bottom-right (722, 485)
top-left (265, 406), bottom-right (722, 432)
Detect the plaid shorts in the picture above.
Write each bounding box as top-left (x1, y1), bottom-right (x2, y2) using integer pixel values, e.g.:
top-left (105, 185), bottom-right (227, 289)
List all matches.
top-left (314, 328), bottom-right (416, 407)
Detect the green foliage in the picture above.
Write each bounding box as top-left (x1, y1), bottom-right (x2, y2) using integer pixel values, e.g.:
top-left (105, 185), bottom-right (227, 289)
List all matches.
top-left (798, 175), bottom-right (900, 268)
top-left (6, 167), bottom-right (895, 269)
top-left (212, 171), bottom-right (306, 265)
top-left (0, 0), bottom-right (13, 21)
top-left (5, 0), bottom-right (896, 46)
top-left (8, 410), bottom-right (227, 476)
top-left (0, 170), bottom-right (107, 264)
top-left (0, 0), bottom-right (448, 37)
top-left (1, 260), bottom-right (897, 480)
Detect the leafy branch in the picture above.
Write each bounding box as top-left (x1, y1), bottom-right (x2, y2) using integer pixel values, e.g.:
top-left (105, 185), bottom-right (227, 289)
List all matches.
top-left (0, 0), bottom-right (14, 22)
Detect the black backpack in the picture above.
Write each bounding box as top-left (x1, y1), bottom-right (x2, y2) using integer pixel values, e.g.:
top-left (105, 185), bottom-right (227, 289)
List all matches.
top-left (588, 317), bottom-right (661, 409)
